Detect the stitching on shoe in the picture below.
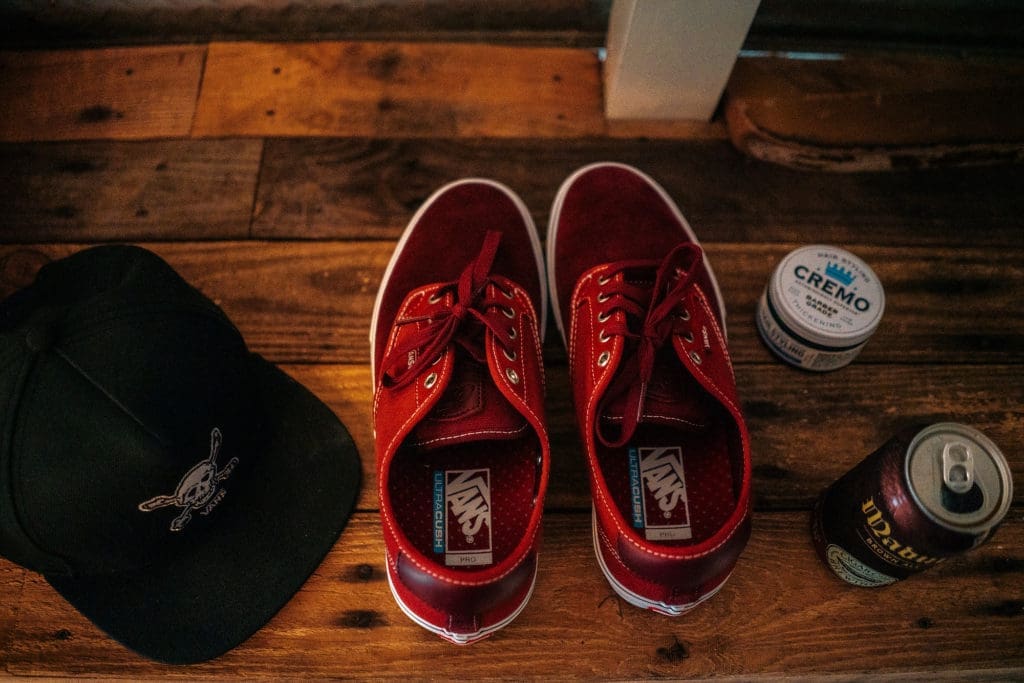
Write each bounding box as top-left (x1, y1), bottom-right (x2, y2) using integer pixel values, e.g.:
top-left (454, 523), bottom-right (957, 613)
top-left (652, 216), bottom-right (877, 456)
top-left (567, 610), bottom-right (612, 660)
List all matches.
top-left (378, 282), bottom-right (547, 588)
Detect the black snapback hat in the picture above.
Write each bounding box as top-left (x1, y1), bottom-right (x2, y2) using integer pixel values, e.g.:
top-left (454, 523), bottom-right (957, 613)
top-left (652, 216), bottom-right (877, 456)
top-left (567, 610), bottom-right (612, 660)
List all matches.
top-left (0, 245), bottom-right (361, 664)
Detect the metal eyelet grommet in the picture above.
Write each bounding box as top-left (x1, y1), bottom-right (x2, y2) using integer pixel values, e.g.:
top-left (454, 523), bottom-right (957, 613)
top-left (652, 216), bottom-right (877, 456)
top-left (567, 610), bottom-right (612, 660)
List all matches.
top-left (504, 347), bottom-right (517, 361)
top-left (428, 292), bottom-right (443, 304)
top-left (508, 327), bottom-right (518, 340)
top-left (501, 287), bottom-right (514, 300)
top-left (599, 330), bottom-right (611, 343)
top-left (597, 311), bottom-right (611, 323)
top-left (502, 307), bottom-right (515, 319)
top-left (683, 331), bottom-right (694, 344)
top-left (598, 275), bottom-right (610, 285)
top-left (597, 292), bottom-right (610, 303)
top-left (679, 308), bottom-right (691, 321)
top-left (506, 367), bottom-right (520, 384)
top-left (597, 351), bottom-right (611, 367)
top-left (424, 372), bottom-right (438, 388)
top-left (688, 351), bottom-right (702, 365)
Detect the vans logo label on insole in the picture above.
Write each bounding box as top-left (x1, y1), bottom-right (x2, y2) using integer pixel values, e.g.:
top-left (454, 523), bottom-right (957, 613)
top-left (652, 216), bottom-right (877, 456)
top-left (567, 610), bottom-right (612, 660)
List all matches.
top-left (435, 468), bottom-right (494, 566)
top-left (629, 447), bottom-right (693, 541)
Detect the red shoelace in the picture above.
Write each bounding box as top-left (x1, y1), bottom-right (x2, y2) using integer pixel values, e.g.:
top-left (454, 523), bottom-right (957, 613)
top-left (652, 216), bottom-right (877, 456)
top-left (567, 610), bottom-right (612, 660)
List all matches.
top-left (382, 230), bottom-right (519, 390)
top-left (594, 242), bottom-right (706, 448)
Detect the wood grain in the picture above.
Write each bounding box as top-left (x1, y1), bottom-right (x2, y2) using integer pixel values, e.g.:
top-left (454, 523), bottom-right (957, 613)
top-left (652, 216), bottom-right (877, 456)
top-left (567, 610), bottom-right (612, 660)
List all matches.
top-left (724, 53), bottom-right (1024, 171)
top-left (285, 362), bottom-right (1024, 512)
top-left (0, 46), bottom-right (205, 142)
top-left (2, 242), bottom-right (1021, 365)
top-left (2, 512), bottom-right (1021, 678)
top-left (0, 558), bottom-right (25, 668)
top-left (0, 0), bottom-right (612, 49)
top-left (193, 41), bottom-right (605, 139)
top-left (0, 140), bottom-right (263, 241)
top-left (253, 138), bottom-right (1024, 245)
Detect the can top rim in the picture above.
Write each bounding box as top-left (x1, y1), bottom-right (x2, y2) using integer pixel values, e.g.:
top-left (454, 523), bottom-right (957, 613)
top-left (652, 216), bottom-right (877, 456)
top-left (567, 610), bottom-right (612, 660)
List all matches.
top-left (905, 422), bottom-right (1013, 533)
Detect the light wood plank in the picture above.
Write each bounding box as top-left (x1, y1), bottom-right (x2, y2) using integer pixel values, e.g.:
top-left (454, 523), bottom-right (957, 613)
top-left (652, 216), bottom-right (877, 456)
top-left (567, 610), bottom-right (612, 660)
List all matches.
top-left (0, 46), bottom-right (205, 142)
top-left (193, 41), bottom-right (605, 138)
top-left (0, 140), bottom-right (262, 241)
top-left (0, 559), bottom-right (25, 669)
top-left (2, 242), bottom-right (1021, 365)
top-left (253, 138), bottom-right (1024, 245)
top-left (2, 512), bottom-right (1021, 678)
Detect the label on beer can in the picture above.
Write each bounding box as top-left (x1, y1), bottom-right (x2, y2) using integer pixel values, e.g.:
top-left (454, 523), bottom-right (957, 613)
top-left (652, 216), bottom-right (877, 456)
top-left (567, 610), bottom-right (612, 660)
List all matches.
top-left (825, 544), bottom-right (897, 587)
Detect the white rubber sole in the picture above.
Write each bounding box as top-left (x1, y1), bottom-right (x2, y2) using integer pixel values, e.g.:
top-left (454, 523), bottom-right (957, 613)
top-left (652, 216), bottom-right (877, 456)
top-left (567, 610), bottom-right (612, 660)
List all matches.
top-left (385, 555), bottom-right (539, 645)
top-left (546, 161), bottom-right (728, 347)
top-left (370, 178), bottom-right (546, 381)
top-left (591, 509), bottom-right (730, 617)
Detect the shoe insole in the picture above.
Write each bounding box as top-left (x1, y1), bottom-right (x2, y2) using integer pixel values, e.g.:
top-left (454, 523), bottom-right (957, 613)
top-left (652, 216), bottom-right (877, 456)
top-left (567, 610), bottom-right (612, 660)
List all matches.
top-left (388, 440), bottom-right (537, 571)
top-left (597, 422), bottom-right (736, 546)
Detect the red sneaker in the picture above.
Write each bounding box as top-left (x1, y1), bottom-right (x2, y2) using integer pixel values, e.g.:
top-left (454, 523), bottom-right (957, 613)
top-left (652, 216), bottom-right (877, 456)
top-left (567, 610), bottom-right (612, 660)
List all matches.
top-left (547, 163), bottom-right (752, 615)
top-left (371, 179), bottom-right (550, 643)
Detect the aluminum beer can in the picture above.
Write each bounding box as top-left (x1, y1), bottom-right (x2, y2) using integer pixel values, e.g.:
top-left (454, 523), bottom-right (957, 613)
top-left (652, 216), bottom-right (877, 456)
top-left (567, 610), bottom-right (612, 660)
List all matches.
top-left (811, 422), bottom-right (1012, 586)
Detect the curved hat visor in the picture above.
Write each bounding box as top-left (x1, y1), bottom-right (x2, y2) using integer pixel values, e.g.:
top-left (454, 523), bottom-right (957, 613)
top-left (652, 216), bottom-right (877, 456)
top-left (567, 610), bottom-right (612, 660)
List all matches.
top-left (47, 356), bottom-right (361, 664)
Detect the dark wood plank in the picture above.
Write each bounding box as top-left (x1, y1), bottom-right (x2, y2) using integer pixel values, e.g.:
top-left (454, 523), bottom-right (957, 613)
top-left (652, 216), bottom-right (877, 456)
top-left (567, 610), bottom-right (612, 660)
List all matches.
top-left (254, 138), bottom-right (1024, 247)
top-left (287, 363), bottom-right (1024, 512)
top-left (724, 53), bottom-right (1024, 171)
top-left (0, 140), bottom-right (263, 242)
top-left (0, 46), bottom-right (205, 142)
top-left (2, 512), bottom-right (1021, 678)
top-left (749, 0), bottom-right (1024, 52)
top-left (0, 0), bottom-right (612, 49)
top-left (0, 242), bottom-right (1021, 365)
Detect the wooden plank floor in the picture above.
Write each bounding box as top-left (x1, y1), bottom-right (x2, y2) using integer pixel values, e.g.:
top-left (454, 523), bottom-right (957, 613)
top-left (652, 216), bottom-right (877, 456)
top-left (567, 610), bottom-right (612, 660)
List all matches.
top-left (0, 42), bottom-right (1022, 680)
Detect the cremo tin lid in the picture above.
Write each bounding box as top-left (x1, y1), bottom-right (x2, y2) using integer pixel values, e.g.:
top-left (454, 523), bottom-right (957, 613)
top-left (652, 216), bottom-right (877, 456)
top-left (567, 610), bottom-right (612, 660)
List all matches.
top-left (905, 423), bottom-right (1013, 534)
top-left (768, 245), bottom-right (885, 349)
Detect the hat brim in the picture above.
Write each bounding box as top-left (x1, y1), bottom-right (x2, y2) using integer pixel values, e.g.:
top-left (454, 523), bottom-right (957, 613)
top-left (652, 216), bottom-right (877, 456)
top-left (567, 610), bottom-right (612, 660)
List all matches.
top-left (48, 355), bottom-right (361, 665)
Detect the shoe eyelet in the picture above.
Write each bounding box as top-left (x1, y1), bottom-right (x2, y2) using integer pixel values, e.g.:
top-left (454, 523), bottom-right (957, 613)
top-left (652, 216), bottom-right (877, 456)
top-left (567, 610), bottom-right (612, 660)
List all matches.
top-left (598, 275), bottom-right (611, 285)
top-left (503, 347), bottom-right (517, 361)
top-left (679, 308), bottom-right (691, 321)
top-left (502, 307), bottom-right (515, 319)
top-left (424, 372), bottom-right (438, 388)
top-left (505, 367), bottom-right (520, 384)
top-left (428, 292), bottom-right (443, 304)
top-left (688, 351), bottom-right (702, 365)
top-left (597, 311), bottom-right (611, 323)
top-left (508, 327), bottom-right (518, 340)
top-left (500, 287), bottom-right (514, 300)
top-left (682, 331), bottom-right (694, 344)
top-left (597, 292), bottom-right (610, 303)
top-left (599, 330), bottom-right (611, 343)
top-left (597, 351), bottom-right (611, 367)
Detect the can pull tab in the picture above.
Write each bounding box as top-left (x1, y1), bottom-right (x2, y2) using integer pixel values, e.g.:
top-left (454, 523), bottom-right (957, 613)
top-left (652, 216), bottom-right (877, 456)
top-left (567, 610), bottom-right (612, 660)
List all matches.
top-left (942, 441), bottom-right (975, 494)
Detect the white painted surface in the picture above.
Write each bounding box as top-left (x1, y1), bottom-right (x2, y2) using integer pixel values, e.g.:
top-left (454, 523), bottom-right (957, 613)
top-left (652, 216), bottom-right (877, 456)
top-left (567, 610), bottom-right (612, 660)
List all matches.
top-left (604, 0), bottom-right (761, 121)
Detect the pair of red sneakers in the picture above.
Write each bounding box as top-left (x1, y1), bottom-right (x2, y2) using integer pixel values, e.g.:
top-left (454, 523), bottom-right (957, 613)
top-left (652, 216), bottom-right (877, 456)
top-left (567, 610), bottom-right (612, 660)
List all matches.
top-left (371, 163), bottom-right (752, 644)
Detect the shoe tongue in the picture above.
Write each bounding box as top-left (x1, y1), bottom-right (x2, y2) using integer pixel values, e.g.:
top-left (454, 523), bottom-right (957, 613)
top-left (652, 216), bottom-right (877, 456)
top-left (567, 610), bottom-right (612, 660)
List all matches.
top-left (600, 346), bottom-right (709, 432)
top-left (409, 354), bottom-right (527, 451)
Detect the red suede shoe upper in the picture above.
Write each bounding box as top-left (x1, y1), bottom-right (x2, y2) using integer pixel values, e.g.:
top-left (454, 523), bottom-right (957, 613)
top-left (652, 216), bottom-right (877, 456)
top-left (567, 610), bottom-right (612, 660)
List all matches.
top-left (372, 181), bottom-right (549, 641)
top-left (549, 163), bottom-right (751, 610)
